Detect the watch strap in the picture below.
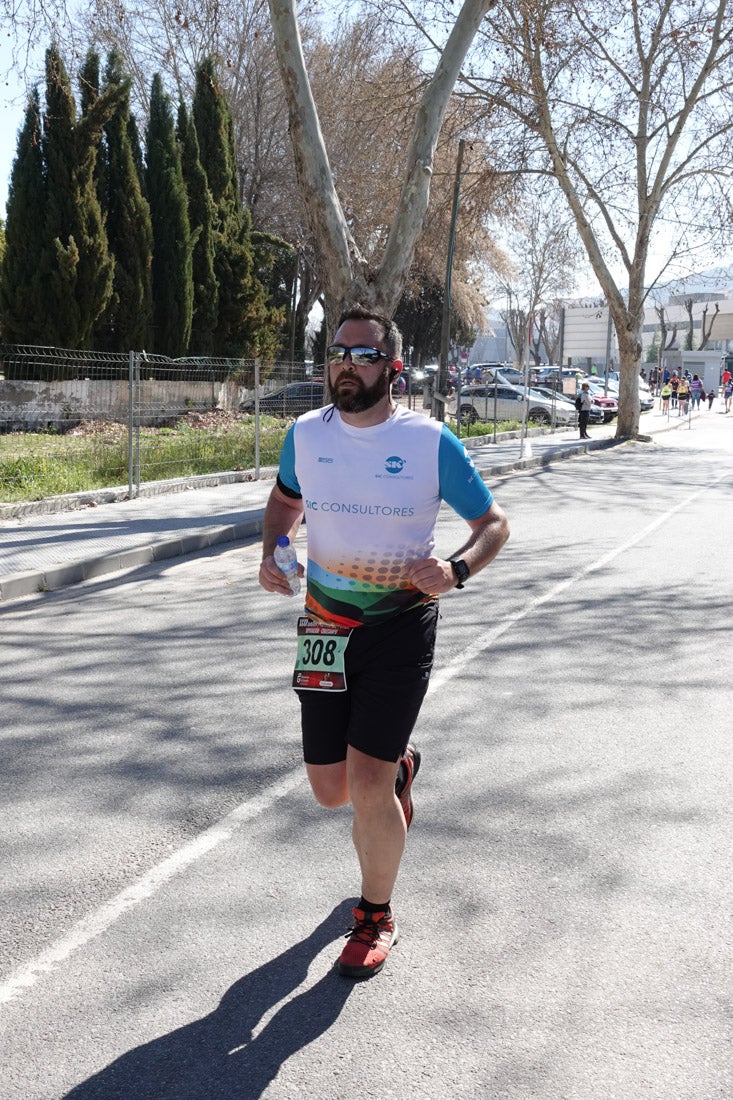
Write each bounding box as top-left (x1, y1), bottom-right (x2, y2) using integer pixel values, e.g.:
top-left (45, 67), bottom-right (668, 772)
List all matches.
top-left (450, 558), bottom-right (469, 589)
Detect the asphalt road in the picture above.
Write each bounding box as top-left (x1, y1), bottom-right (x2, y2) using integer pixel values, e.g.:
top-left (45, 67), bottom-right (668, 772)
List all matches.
top-left (1, 416), bottom-right (732, 1099)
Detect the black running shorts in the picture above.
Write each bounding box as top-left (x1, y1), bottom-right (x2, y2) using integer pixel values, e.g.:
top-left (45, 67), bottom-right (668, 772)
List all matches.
top-left (296, 600), bottom-right (439, 765)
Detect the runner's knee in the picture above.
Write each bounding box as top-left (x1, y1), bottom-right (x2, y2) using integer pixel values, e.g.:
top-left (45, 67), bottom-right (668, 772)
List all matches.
top-left (347, 753), bottom-right (399, 814)
top-left (306, 761), bottom-right (349, 808)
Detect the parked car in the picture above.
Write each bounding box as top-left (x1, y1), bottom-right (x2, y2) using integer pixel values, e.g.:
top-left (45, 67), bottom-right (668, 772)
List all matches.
top-left (532, 385), bottom-right (604, 423)
top-left (603, 375), bottom-right (654, 411)
top-left (401, 367), bottom-right (421, 393)
top-left (534, 366), bottom-right (588, 386)
top-left (606, 370), bottom-right (651, 389)
top-left (241, 380), bottom-right (324, 417)
top-left (447, 381), bottom-right (578, 427)
top-left (463, 362), bottom-right (518, 385)
top-left (467, 363), bottom-right (532, 386)
top-left (492, 366), bottom-right (527, 386)
top-left (402, 363), bottom-right (439, 395)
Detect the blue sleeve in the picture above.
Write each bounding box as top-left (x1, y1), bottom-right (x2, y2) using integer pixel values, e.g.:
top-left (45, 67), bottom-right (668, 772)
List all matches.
top-left (438, 424), bottom-right (494, 519)
top-left (277, 424), bottom-right (301, 495)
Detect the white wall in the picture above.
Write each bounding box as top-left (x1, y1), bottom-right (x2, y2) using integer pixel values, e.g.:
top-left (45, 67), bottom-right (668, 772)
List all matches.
top-left (0, 378), bottom-right (243, 428)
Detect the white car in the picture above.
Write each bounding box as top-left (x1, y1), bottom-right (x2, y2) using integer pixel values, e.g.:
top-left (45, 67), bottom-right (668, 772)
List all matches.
top-left (447, 381), bottom-right (578, 426)
top-left (601, 374), bottom-right (654, 411)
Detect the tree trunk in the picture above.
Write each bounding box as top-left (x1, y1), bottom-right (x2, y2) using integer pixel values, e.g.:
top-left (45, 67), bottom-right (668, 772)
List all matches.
top-left (684, 299), bottom-right (694, 350)
top-left (611, 287), bottom-right (642, 437)
top-left (267, 0), bottom-right (496, 324)
top-left (699, 303), bottom-right (720, 350)
top-left (655, 306), bottom-right (669, 354)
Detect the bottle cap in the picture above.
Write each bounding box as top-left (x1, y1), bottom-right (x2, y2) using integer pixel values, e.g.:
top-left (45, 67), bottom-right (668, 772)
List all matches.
top-left (276, 536), bottom-right (290, 547)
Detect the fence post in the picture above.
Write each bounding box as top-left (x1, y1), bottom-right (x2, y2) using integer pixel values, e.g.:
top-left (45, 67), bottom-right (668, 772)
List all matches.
top-left (254, 357), bottom-right (260, 478)
top-left (128, 350), bottom-right (143, 496)
top-left (128, 351), bottom-right (134, 497)
top-left (136, 353), bottom-right (143, 494)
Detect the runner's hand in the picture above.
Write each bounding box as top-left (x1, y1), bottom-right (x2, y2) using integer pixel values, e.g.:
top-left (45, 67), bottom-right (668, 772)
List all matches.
top-left (406, 556), bottom-right (456, 595)
top-left (259, 555), bottom-right (304, 596)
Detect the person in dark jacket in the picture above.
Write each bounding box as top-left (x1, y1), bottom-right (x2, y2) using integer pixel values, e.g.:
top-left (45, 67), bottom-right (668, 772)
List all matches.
top-left (578, 382), bottom-right (593, 439)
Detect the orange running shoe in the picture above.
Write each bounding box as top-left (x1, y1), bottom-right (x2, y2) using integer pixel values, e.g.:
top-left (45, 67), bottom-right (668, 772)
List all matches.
top-left (338, 907), bottom-right (400, 979)
top-left (395, 743), bottom-right (421, 829)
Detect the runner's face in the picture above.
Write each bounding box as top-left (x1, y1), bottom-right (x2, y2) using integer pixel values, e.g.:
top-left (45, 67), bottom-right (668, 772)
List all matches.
top-left (329, 319), bottom-right (392, 413)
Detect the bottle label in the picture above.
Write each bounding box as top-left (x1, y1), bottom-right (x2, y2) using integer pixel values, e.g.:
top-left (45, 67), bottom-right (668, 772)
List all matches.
top-left (292, 616), bottom-right (352, 691)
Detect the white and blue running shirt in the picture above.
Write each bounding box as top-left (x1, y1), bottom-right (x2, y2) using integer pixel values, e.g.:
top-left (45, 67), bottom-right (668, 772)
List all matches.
top-left (277, 405), bottom-right (493, 626)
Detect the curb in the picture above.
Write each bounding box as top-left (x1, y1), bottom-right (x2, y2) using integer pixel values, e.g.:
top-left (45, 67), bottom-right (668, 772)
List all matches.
top-left (0, 419), bottom-right (677, 604)
top-left (0, 465), bottom-right (279, 520)
top-left (0, 511), bottom-right (265, 603)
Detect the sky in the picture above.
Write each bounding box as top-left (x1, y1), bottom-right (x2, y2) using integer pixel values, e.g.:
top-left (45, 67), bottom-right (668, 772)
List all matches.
top-left (1, 2), bottom-right (85, 214)
top-left (1, 32), bottom-right (43, 217)
top-left (1, 107), bottom-right (25, 216)
top-left (1, 77), bottom-right (23, 217)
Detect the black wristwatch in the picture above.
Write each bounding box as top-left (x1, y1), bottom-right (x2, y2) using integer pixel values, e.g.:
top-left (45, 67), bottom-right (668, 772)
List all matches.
top-left (450, 558), bottom-right (470, 589)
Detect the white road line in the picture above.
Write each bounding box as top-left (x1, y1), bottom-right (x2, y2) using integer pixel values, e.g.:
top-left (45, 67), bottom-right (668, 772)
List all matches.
top-left (1, 470), bottom-right (726, 1008)
top-left (429, 471), bottom-right (728, 693)
top-left (0, 769), bottom-right (303, 1006)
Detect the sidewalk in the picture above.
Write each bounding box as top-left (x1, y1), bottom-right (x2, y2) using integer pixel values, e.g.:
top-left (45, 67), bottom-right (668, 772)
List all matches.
top-left (0, 411), bottom-right (681, 602)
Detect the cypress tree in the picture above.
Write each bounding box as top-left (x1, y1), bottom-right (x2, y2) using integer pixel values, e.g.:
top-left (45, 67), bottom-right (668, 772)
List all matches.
top-left (79, 50), bottom-right (107, 219)
top-left (146, 73), bottom-right (193, 357)
top-left (39, 45), bottom-right (82, 347)
top-left (177, 100), bottom-right (217, 356)
top-left (127, 115), bottom-right (146, 198)
top-left (192, 57), bottom-right (279, 358)
top-left (252, 230), bottom-right (297, 357)
top-left (95, 50), bottom-right (153, 351)
top-left (41, 45), bottom-right (121, 350)
top-left (0, 89), bottom-right (48, 346)
top-left (78, 51), bottom-right (98, 112)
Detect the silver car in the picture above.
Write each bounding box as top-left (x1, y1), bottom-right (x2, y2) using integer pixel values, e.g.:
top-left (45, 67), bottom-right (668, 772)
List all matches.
top-left (448, 381), bottom-right (578, 426)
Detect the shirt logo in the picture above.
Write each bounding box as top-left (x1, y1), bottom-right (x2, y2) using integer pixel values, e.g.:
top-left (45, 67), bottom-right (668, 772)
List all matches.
top-left (385, 455), bottom-right (406, 475)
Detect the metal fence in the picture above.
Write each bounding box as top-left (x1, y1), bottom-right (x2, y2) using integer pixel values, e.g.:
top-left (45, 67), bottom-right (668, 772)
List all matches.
top-left (0, 344), bottom-right (318, 503)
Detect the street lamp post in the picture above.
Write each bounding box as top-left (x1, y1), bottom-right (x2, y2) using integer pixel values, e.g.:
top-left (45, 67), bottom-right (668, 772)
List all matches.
top-left (435, 138), bottom-right (466, 422)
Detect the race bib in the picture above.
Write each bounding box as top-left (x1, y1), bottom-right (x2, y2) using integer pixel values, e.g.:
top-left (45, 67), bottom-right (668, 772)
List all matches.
top-left (292, 617), bottom-right (352, 691)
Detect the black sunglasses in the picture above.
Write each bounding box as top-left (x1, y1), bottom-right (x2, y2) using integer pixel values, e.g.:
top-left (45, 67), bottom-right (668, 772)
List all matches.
top-left (326, 344), bottom-right (393, 368)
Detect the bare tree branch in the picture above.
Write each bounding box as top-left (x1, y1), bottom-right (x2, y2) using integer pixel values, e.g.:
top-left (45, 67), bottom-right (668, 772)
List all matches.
top-left (267, 0), bottom-right (497, 319)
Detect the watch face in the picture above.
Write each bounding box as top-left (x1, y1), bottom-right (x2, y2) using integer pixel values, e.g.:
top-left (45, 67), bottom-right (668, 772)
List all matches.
top-left (452, 559), bottom-right (469, 584)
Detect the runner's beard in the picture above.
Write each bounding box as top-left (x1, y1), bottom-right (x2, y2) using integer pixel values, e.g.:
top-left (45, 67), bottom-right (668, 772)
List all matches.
top-left (332, 368), bottom-right (390, 413)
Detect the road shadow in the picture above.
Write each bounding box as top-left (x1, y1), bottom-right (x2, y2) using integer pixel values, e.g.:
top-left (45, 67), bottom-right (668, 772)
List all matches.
top-left (62, 899), bottom-right (356, 1100)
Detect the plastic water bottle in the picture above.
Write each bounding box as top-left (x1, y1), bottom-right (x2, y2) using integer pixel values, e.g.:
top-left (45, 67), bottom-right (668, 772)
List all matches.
top-left (273, 535), bottom-right (301, 594)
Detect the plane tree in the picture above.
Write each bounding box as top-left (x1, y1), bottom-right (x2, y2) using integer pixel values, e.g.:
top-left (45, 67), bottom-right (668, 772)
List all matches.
top-left (267, 0), bottom-right (499, 335)
top-left (459, 0), bottom-right (733, 436)
top-left (489, 195), bottom-right (581, 371)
